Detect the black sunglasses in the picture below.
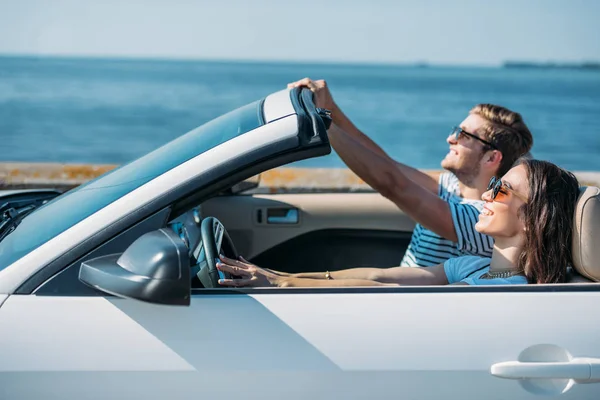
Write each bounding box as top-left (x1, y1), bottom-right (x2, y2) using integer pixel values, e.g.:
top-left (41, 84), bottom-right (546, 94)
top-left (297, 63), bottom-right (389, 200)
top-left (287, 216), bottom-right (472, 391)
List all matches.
top-left (450, 126), bottom-right (497, 150)
top-left (487, 176), bottom-right (528, 203)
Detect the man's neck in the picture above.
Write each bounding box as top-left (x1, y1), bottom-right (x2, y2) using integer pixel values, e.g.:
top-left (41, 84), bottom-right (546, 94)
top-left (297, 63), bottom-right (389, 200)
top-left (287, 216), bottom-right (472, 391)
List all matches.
top-left (451, 166), bottom-right (493, 200)
top-left (489, 238), bottom-right (524, 272)
top-left (458, 182), bottom-right (483, 200)
top-left (457, 174), bottom-right (490, 200)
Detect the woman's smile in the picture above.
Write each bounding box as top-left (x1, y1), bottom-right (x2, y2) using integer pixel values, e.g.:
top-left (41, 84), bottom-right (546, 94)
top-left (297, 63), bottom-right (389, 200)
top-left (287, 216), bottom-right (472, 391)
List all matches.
top-left (480, 205), bottom-right (494, 217)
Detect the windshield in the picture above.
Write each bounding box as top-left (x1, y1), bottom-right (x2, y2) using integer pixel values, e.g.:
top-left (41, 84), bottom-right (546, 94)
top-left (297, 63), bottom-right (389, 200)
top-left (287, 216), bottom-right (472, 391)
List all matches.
top-left (0, 100), bottom-right (264, 270)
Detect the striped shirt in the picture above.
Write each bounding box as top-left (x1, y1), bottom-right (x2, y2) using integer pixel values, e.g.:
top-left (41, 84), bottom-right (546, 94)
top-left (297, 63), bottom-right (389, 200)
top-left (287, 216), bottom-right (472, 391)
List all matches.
top-left (399, 172), bottom-right (494, 267)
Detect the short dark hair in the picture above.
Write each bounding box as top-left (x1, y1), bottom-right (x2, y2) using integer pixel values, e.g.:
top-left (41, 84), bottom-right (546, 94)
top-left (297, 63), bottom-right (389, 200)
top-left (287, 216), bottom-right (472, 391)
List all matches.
top-left (470, 104), bottom-right (534, 177)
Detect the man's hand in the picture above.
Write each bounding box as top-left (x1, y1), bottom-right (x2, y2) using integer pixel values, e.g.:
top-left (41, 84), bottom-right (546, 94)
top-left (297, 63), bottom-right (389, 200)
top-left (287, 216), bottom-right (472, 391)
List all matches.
top-left (288, 78), bottom-right (337, 113)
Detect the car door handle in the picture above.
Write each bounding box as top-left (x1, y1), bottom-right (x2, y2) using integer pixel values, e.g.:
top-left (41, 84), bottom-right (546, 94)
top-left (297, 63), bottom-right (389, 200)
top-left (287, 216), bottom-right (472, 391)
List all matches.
top-left (491, 358), bottom-right (600, 381)
top-left (266, 208), bottom-right (299, 224)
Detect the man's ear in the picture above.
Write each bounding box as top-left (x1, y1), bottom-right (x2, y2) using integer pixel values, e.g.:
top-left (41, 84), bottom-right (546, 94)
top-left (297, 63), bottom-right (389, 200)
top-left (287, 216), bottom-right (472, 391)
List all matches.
top-left (486, 150), bottom-right (503, 169)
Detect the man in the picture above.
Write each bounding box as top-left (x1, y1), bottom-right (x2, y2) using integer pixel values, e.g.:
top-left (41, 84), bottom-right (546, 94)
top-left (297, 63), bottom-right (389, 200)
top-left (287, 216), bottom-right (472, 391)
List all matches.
top-left (288, 78), bottom-right (534, 268)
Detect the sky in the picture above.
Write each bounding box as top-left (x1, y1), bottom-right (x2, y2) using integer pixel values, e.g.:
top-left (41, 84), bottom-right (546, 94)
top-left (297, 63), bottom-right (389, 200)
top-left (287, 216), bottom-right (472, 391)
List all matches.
top-left (0, 0), bottom-right (598, 65)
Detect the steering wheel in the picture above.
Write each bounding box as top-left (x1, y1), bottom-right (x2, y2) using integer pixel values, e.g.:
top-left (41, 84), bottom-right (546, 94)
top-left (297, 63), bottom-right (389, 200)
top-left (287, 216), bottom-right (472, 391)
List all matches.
top-left (194, 217), bottom-right (239, 288)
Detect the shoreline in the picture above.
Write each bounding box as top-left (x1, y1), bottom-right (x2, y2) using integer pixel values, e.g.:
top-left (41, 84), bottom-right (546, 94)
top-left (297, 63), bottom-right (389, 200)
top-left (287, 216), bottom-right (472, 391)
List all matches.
top-left (2, 162), bottom-right (599, 193)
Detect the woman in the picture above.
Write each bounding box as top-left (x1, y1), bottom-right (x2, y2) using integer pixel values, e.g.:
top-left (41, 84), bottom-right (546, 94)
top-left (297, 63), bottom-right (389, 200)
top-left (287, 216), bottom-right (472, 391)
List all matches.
top-left (217, 159), bottom-right (580, 287)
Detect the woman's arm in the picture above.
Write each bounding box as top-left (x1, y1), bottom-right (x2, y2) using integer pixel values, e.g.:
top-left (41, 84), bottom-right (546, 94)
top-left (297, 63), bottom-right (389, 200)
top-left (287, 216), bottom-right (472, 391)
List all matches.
top-left (368, 264), bottom-right (449, 285)
top-left (269, 265), bottom-right (452, 287)
top-left (291, 264), bottom-right (449, 286)
top-left (216, 255), bottom-right (449, 288)
top-left (278, 278), bottom-right (398, 288)
top-left (291, 267), bottom-right (389, 280)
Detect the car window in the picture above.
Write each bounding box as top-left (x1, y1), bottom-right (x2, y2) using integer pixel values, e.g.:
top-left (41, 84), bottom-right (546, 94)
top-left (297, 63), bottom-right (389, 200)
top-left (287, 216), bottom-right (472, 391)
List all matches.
top-left (0, 100), bottom-right (263, 270)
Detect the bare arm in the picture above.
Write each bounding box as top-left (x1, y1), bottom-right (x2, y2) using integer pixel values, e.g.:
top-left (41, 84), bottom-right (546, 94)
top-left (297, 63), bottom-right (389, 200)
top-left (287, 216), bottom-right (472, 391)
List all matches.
top-left (217, 256), bottom-right (399, 288)
top-left (367, 263), bottom-right (449, 285)
top-left (279, 278), bottom-right (397, 288)
top-left (216, 255), bottom-right (450, 288)
top-left (292, 268), bottom-right (387, 280)
top-left (288, 78), bottom-right (438, 194)
top-left (327, 123), bottom-right (458, 242)
top-left (330, 104), bottom-right (438, 193)
top-left (283, 264), bottom-right (449, 287)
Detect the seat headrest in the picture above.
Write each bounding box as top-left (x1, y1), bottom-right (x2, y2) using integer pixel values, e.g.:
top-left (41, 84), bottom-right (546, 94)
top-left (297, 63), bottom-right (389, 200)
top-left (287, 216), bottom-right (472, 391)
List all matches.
top-left (572, 186), bottom-right (600, 282)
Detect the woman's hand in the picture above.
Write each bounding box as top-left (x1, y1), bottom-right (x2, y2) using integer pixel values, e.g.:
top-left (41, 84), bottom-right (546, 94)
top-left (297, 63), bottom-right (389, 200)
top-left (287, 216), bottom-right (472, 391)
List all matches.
top-left (216, 255), bottom-right (284, 287)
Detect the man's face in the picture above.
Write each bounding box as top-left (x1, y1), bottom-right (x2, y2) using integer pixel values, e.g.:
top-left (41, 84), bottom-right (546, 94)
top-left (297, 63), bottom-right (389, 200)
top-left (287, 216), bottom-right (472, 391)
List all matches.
top-left (441, 113), bottom-right (491, 183)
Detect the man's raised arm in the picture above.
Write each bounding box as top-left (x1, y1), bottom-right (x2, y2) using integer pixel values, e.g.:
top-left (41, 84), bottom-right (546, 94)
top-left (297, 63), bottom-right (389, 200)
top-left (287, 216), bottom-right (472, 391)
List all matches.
top-left (327, 123), bottom-right (458, 243)
top-left (289, 78), bottom-right (438, 194)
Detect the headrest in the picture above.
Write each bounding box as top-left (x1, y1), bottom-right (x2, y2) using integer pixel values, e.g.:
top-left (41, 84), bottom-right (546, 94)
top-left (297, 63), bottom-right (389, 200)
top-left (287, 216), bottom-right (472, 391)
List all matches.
top-left (572, 186), bottom-right (600, 282)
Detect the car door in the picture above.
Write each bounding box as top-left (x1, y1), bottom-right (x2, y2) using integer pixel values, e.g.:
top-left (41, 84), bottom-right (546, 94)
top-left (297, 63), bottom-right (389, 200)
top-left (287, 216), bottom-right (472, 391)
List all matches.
top-left (202, 191), bottom-right (417, 273)
top-left (1, 286), bottom-right (598, 400)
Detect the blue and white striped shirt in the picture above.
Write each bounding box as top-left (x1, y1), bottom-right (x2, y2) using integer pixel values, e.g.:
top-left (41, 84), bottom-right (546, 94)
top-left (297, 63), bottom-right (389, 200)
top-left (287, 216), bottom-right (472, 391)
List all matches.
top-left (399, 172), bottom-right (494, 267)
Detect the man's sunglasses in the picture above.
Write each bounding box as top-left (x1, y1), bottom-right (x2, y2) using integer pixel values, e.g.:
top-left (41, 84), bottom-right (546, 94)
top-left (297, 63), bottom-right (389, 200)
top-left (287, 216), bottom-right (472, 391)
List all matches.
top-left (450, 126), bottom-right (497, 150)
top-left (487, 176), bottom-right (528, 203)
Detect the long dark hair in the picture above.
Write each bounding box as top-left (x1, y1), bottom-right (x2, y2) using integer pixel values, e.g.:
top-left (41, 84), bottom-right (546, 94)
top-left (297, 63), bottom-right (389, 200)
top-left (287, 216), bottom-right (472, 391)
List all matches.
top-left (518, 159), bottom-right (580, 283)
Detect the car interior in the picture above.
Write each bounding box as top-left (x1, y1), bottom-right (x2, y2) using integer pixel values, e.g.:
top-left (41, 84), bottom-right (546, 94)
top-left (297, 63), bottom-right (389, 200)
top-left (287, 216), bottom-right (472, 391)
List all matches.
top-left (27, 174), bottom-right (600, 297)
top-left (171, 179), bottom-right (600, 287)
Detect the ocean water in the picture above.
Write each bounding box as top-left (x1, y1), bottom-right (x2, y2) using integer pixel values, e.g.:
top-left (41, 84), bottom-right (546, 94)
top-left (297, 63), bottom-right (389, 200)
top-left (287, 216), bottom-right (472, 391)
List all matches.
top-left (0, 55), bottom-right (599, 171)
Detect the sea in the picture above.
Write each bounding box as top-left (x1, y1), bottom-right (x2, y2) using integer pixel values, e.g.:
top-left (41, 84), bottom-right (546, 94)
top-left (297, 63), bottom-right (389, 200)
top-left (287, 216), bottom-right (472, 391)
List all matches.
top-left (0, 55), bottom-right (599, 171)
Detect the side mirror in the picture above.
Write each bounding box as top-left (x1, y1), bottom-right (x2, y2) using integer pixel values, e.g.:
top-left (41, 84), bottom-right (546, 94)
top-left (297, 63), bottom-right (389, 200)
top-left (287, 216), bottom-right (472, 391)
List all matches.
top-left (79, 229), bottom-right (191, 306)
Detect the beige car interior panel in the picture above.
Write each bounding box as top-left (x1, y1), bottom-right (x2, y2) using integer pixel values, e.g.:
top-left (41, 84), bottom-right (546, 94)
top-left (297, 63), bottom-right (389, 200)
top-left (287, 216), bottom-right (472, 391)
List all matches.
top-left (201, 193), bottom-right (415, 258)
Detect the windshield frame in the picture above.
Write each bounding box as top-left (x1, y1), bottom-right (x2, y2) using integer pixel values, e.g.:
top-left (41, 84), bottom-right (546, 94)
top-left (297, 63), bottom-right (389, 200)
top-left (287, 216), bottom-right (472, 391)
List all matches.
top-left (4, 88), bottom-right (331, 295)
top-left (0, 99), bottom-right (265, 270)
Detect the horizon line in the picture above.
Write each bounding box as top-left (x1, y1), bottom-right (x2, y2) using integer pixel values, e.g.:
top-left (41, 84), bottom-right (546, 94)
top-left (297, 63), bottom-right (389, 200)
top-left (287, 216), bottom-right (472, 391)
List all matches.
top-left (0, 51), bottom-right (500, 68)
top-left (1, 52), bottom-right (599, 70)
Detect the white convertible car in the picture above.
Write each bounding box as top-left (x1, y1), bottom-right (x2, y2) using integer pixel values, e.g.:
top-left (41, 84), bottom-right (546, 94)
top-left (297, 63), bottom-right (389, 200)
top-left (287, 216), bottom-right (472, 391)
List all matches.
top-left (0, 88), bottom-right (599, 400)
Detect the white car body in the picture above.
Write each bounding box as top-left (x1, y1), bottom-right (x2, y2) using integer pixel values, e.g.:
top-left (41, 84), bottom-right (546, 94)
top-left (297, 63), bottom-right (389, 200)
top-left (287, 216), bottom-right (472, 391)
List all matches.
top-left (0, 88), bottom-right (599, 399)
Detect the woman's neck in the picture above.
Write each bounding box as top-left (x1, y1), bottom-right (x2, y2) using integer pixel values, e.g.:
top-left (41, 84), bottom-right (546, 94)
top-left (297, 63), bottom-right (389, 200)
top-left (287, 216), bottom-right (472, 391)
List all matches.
top-left (489, 237), bottom-right (524, 272)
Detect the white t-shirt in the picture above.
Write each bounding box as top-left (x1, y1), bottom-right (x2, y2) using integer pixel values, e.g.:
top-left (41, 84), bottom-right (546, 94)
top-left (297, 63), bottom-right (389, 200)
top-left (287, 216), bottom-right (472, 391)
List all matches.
top-left (444, 255), bottom-right (528, 285)
top-left (400, 172), bottom-right (494, 268)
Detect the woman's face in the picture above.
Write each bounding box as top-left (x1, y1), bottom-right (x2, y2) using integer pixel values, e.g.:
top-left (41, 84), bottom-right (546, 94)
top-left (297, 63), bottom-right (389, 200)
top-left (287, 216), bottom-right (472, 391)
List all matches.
top-left (475, 164), bottom-right (530, 241)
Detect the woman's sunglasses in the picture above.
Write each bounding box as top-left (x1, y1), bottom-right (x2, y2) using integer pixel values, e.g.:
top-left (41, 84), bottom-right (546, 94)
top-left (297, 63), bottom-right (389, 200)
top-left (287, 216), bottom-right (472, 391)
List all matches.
top-left (487, 176), bottom-right (528, 203)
